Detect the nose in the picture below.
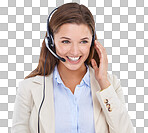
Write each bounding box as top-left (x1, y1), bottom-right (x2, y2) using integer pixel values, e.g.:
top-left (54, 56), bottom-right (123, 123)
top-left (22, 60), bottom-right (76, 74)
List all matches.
top-left (70, 43), bottom-right (79, 55)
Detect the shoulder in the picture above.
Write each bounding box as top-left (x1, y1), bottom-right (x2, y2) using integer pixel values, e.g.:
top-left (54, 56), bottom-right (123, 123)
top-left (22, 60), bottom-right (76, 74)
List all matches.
top-left (16, 75), bottom-right (45, 97)
top-left (18, 76), bottom-right (34, 86)
top-left (18, 75), bottom-right (44, 89)
top-left (107, 72), bottom-right (121, 91)
top-left (107, 72), bottom-right (119, 83)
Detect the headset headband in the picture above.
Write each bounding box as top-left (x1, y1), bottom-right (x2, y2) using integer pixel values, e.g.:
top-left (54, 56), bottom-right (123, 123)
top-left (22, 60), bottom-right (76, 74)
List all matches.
top-left (47, 7), bottom-right (58, 38)
top-left (46, 7), bottom-right (95, 46)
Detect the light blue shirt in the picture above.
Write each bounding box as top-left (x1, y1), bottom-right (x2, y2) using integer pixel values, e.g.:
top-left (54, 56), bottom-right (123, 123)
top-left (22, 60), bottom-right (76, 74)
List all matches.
top-left (53, 64), bottom-right (95, 133)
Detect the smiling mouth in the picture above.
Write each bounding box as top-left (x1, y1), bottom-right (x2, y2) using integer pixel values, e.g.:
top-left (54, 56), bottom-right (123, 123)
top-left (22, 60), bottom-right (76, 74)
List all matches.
top-left (66, 56), bottom-right (81, 61)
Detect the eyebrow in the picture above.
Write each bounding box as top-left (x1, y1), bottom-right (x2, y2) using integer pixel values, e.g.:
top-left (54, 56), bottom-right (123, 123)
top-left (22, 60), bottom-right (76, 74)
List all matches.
top-left (60, 37), bottom-right (89, 40)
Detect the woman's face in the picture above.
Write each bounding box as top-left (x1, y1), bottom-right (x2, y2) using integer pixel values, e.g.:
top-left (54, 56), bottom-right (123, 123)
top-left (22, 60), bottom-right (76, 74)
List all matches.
top-left (54, 23), bottom-right (92, 71)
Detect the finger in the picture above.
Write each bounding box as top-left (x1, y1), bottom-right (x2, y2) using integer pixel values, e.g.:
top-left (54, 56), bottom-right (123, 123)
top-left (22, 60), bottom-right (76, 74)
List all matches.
top-left (94, 41), bottom-right (102, 58)
top-left (91, 59), bottom-right (98, 71)
top-left (95, 40), bottom-right (107, 58)
top-left (95, 41), bottom-right (105, 53)
top-left (96, 41), bottom-right (107, 55)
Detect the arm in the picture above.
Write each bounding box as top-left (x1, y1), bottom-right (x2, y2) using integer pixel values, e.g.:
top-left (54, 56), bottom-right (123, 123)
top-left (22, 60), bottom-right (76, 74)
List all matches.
top-left (91, 40), bottom-right (134, 133)
top-left (96, 74), bottom-right (135, 133)
top-left (11, 81), bottom-right (33, 133)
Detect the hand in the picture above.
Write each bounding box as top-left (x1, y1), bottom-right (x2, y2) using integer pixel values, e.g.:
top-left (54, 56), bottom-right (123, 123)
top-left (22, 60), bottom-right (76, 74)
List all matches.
top-left (91, 40), bottom-right (111, 90)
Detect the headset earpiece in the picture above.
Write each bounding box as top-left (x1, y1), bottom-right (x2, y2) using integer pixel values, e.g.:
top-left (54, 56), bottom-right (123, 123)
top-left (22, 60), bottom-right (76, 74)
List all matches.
top-left (49, 34), bottom-right (54, 47)
top-left (45, 34), bottom-right (54, 48)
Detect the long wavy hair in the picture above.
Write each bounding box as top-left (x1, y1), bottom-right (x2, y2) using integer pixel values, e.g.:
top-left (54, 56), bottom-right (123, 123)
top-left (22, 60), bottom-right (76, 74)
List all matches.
top-left (25, 2), bottom-right (100, 79)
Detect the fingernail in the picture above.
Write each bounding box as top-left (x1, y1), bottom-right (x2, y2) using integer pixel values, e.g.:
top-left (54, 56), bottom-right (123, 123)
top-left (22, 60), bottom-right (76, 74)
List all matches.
top-left (93, 61), bottom-right (96, 66)
top-left (96, 44), bottom-right (99, 48)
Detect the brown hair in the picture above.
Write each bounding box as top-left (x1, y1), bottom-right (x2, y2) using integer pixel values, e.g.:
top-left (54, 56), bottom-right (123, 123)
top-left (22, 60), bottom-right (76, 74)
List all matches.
top-left (25, 2), bottom-right (100, 79)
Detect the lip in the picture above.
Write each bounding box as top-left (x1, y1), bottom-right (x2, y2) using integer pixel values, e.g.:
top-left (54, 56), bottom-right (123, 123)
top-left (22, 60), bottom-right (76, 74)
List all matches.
top-left (66, 56), bottom-right (81, 64)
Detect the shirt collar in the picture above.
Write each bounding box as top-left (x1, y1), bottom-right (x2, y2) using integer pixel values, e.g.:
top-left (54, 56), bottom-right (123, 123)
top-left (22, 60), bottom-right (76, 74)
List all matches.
top-left (53, 64), bottom-right (90, 87)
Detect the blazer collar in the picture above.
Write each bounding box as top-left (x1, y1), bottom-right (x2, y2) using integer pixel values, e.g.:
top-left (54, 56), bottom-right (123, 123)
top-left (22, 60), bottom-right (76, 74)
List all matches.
top-left (32, 66), bottom-right (102, 133)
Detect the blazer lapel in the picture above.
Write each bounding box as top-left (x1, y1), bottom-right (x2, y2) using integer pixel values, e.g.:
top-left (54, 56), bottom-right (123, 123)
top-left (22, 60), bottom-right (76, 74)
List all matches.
top-left (32, 73), bottom-right (55, 133)
top-left (89, 66), bottom-right (102, 132)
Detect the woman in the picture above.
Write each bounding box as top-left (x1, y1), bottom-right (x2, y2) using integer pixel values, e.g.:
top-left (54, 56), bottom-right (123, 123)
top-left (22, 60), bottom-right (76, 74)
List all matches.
top-left (11, 2), bottom-right (134, 133)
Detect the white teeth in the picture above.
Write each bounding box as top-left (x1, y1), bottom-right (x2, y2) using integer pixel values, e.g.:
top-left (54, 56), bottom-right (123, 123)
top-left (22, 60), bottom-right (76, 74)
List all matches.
top-left (68, 56), bottom-right (80, 61)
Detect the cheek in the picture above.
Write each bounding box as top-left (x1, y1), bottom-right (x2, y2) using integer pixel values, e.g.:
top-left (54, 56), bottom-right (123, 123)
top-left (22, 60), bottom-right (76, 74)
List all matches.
top-left (81, 46), bottom-right (91, 56)
top-left (55, 44), bottom-right (69, 55)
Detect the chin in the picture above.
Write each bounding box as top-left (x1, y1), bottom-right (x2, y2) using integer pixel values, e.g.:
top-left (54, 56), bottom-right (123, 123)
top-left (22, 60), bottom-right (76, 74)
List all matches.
top-left (65, 62), bottom-right (86, 71)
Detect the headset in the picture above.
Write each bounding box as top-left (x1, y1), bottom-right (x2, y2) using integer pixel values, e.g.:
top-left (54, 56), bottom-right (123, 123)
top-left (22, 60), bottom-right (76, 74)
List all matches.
top-left (38, 7), bottom-right (96, 133)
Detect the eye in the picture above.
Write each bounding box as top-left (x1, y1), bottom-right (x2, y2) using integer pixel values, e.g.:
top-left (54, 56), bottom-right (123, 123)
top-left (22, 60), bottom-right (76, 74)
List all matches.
top-left (81, 40), bottom-right (88, 44)
top-left (61, 40), bottom-right (70, 44)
